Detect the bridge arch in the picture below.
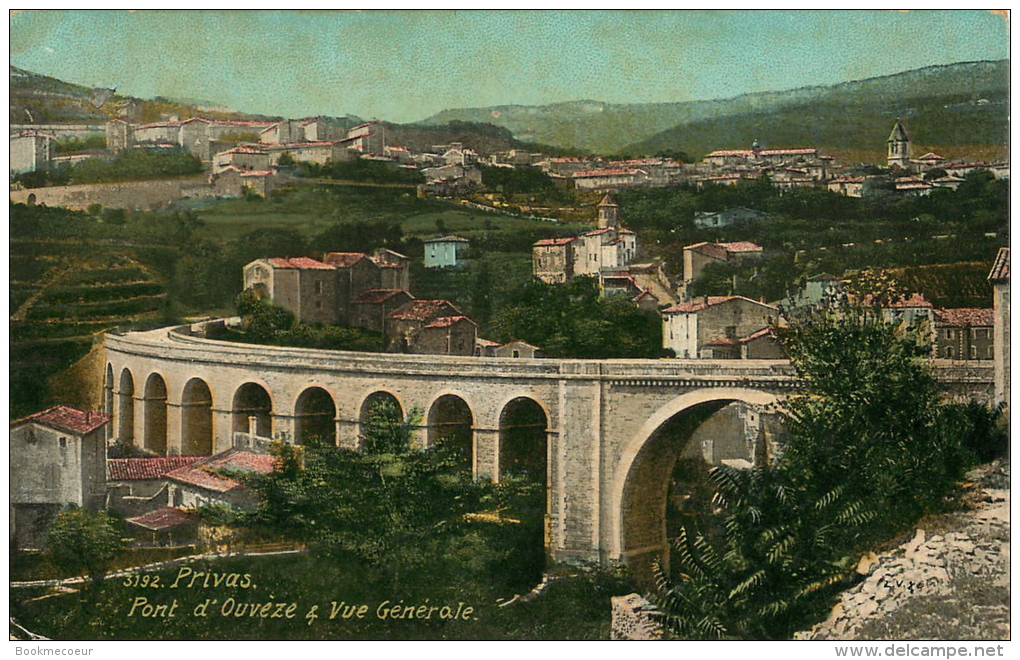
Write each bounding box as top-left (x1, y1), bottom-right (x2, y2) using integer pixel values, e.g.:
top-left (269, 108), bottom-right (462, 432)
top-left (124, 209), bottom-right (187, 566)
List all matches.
top-left (117, 368), bottom-right (135, 447)
top-left (498, 396), bottom-right (549, 481)
top-left (294, 386), bottom-right (337, 446)
top-left (232, 382), bottom-right (274, 440)
top-left (143, 372), bottom-right (169, 455)
top-left (359, 391), bottom-right (405, 451)
top-left (610, 388), bottom-right (779, 579)
top-left (103, 364), bottom-right (114, 441)
top-left (182, 378), bottom-right (214, 456)
top-left (426, 393), bottom-right (474, 465)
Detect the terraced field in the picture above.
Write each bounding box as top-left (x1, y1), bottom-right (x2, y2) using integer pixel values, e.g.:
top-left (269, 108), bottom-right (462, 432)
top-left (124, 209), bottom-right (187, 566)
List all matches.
top-left (9, 243), bottom-right (169, 418)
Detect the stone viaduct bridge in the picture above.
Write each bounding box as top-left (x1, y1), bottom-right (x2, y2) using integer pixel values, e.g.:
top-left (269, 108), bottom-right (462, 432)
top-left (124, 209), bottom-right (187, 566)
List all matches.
top-left (103, 325), bottom-right (994, 575)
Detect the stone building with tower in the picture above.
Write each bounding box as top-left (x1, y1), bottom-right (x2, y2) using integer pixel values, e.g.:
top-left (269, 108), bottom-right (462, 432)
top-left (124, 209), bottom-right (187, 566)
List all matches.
top-left (887, 118), bottom-right (911, 170)
top-left (532, 194), bottom-right (639, 283)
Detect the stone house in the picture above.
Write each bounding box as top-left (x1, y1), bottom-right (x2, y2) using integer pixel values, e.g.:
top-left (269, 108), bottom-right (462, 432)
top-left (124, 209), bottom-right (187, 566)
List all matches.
top-left (694, 207), bottom-right (766, 229)
top-left (213, 167), bottom-right (282, 198)
top-left (350, 289), bottom-right (414, 334)
top-left (933, 308), bottom-right (994, 360)
top-left (244, 257), bottom-right (341, 325)
top-left (682, 241), bottom-right (764, 291)
top-left (415, 315), bottom-right (479, 356)
top-left (166, 449), bottom-right (276, 510)
top-left (10, 406), bottom-right (110, 549)
top-left (324, 252), bottom-right (390, 315)
top-left (988, 248), bottom-right (1010, 409)
top-left (703, 327), bottom-right (786, 359)
top-left (259, 120), bottom-right (305, 144)
top-left (777, 273), bottom-right (845, 314)
top-left (424, 235), bottom-right (470, 269)
top-left (213, 146), bottom-right (271, 174)
top-left (346, 121), bottom-right (385, 155)
top-left (878, 292), bottom-right (935, 333)
top-left (105, 119), bottom-right (134, 153)
top-left (385, 299), bottom-right (476, 355)
top-left (492, 340), bottom-right (542, 359)
top-left (661, 295), bottom-right (779, 359)
top-left (261, 141), bottom-right (357, 166)
top-left (533, 237), bottom-right (577, 284)
top-left (10, 131), bottom-right (54, 175)
top-left (827, 176), bottom-right (866, 198)
top-left (537, 157), bottom-right (602, 177)
top-left (107, 456), bottom-right (203, 518)
top-left (573, 167), bottom-right (650, 191)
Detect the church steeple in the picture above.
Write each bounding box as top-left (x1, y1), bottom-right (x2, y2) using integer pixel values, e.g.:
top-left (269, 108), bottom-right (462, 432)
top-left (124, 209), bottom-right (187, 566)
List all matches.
top-left (598, 193), bottom-right (619, 229)
top-left (887, 118), bottom-right (911, 170)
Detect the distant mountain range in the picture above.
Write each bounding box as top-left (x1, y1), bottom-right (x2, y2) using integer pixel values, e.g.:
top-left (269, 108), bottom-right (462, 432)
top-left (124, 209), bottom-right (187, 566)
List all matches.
top-left (12, 60), bottom-right (1009, 161)
top-left (419, 60), bottom-right (1009, 158)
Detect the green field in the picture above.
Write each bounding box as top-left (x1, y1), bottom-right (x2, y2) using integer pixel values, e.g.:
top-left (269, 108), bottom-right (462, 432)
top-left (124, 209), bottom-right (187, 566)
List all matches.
top-left (193, 183), bottom-right (590, 243)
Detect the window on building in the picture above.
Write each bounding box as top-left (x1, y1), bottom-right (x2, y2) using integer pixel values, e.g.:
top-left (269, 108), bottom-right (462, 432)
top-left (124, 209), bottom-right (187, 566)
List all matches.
top-left (315, 280), bottom-right (323, 294)
top-left (944, 328), bottom-right (953, 340)
top-left (725, 326), bottom-right (737, 338)
top-left (944, 346), bottom-right (953, 358)
top-left (59, 437), bottom-right (67, 449)
top-left (970, 345), bottom-right (978, 359)
top-left (512, 349), bottom-right (521, 358)
top-left (988, 345), bottom-right (994, 359)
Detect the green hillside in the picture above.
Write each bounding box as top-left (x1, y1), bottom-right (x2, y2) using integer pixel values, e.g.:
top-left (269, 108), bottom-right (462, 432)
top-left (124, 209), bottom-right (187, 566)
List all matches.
top-left (419, 60), bottom-right (1009, 155)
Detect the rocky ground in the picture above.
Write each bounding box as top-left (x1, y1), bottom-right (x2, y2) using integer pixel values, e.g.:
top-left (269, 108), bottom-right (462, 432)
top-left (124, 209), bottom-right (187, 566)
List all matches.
top-left (797, 461), bottom-right (1010, 641)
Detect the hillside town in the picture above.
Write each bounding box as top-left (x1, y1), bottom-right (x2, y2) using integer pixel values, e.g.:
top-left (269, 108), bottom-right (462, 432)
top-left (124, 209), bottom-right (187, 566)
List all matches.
top-left (7, 11), bottom-right (1011, 644)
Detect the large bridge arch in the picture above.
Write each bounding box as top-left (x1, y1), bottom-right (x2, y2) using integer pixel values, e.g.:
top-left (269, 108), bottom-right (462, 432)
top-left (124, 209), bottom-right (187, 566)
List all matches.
top-left (294, 386), bottom-right (338, 446)
top-left (182, 378), bottom-right (214, 456)
top-left (143, 372), bottom-right (169, 455)
top-left (232, 382), bottom-right (274, 439)
top-left (117, 368), bottom-right (135, 447)
top-left (610, 388), bottom-right (780, 579)
top-left (426, 392), bottom-right (474, 465)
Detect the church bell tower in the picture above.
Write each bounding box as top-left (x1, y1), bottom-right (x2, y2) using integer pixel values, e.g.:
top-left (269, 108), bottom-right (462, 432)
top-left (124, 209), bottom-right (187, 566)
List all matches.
top-left (887, 118), bottom-right (911, 170)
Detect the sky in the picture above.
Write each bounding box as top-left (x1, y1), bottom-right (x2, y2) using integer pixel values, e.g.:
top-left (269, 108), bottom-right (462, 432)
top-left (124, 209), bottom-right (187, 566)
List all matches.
top-left (8, 10), bottom-right (1011, 124)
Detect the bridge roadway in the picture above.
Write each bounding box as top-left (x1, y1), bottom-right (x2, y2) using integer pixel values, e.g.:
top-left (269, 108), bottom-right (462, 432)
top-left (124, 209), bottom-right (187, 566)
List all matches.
top-left (103, 325), bottom-right (994, 574)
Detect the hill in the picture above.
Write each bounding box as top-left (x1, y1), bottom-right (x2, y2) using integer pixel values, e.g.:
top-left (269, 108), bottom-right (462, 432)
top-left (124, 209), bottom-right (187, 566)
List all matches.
top-left (418, 60), bottom-right (1009, 157)
top-left (9, 65), bottom-right (279, 125)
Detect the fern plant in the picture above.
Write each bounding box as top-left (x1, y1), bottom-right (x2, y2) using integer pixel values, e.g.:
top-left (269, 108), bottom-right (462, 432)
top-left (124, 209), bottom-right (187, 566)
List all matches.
top-left (652, 465), bottom-right (874, 640)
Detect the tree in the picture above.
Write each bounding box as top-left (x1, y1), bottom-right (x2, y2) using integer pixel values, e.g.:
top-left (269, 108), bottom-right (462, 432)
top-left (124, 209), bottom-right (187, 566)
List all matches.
top-left (654, 301), bottom-right (975, 639)
top-left (235, 289), bottom-right (294, 341)
top-left (48, 506), bottom-right (125, 583)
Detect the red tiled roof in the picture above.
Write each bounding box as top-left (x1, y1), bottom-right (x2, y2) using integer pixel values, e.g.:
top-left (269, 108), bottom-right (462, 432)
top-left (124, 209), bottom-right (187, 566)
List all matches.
top-left (389, 299), bottom-right (458, 321)
top-left (352, 289), bottom-right (411, 304)
top-left (886, 293), bottom-right (933, 308)
top-left (266, 257), bottom-right (333, 270)
top-left (718, 241), bottom-right (763, 253)
top-left (705, 150), bottom-right (753, 158)
top-left (582, 227), bottom-right (614, 237)
top-left (11, 406), bottom-right (110, 435)
top-left (662, 296), bottom-right (734, 313)
top-left (704, 336), bottom-right (741, 346)
top-left (663, 295), bottom-right (776, 314)
top-left (988, 247), bottom-right (1010, 282)
top-left (325, 252), bottom-right (371, 268)
top-left (167, 449), bottom-right (276, 493)
top-left (599, 194), bottom-right (619, 206)
top-left (239, 169), bottom-right (277, 177)
top-left (219, 146), bottom-right (268, 155)
top-left (917, 152), bottom-right (945, 161)
top-left (127, 507), bottom-right (195, 532)
top-left (534, 237), bottom-right (576, 247)
top-left (476, 338), bottom-right (501, 347)
top-left (935, 308), bottom-right (994, 327)
top-left (108, 456), bottom-right (204, 481)
top-left (760, 148), bottom-right (817, 156)
top-left (425, 315), bottom-right (477, 329)
top-left (739, 327), bottom-right (775, 343)
top-left (632, 290), bottom-right (657, 302)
